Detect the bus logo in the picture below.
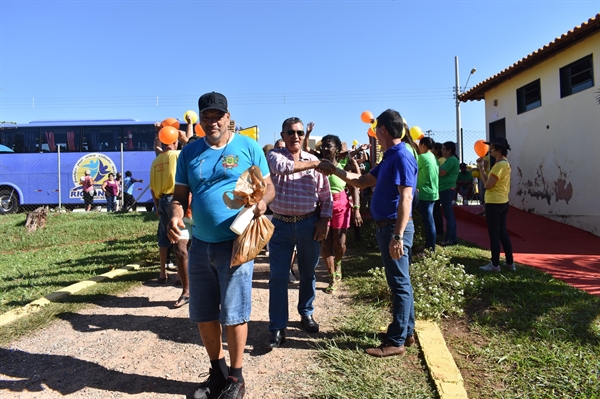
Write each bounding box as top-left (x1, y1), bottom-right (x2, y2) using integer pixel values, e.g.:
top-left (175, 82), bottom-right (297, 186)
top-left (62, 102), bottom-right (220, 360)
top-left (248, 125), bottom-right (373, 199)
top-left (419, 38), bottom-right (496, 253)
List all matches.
top-left (70, 153), bottom-right (117, 199)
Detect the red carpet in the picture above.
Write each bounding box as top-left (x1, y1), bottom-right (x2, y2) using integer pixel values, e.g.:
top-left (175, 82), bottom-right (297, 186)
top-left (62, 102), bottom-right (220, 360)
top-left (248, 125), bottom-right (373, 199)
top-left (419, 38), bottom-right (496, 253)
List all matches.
top-left (454, 205), bottom-right (600, 296)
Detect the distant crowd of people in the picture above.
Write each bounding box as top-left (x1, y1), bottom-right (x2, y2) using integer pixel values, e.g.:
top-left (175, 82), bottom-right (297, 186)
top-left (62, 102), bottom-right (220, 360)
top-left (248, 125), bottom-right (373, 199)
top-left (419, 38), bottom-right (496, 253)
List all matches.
top-left (80, 169), bottom-right (143, 213)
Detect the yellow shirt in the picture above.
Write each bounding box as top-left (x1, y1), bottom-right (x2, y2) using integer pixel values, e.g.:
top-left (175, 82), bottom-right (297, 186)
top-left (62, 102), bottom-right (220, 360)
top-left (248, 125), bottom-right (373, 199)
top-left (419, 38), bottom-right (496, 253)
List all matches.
top-left (485, 159), bottom-right (511, 204)
top-left (150, 150), bottom-right (180, 198)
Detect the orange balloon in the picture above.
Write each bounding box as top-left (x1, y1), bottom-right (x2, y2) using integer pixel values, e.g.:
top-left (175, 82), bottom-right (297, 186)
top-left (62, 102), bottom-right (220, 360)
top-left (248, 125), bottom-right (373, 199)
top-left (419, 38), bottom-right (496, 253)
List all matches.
top-left (367, 127), bottom-right (377, 138)
top-left (474, 140), bottom-right (489, 158)
top-left (418, 133), bottom-right (425, 140)
top-left (194, 123), bottom-right (206, 137)
top-left (158, 126), bottom-right (178, 145)
top-left (361, 111), bottom-right (374, 124)
top-left (161, 117), bottom-right (180, 130)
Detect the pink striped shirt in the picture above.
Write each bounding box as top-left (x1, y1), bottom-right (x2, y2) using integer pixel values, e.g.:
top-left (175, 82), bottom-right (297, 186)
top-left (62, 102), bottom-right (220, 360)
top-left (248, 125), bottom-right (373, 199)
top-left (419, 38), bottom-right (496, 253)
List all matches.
top-left (267, 149), bottom-right (332, 218)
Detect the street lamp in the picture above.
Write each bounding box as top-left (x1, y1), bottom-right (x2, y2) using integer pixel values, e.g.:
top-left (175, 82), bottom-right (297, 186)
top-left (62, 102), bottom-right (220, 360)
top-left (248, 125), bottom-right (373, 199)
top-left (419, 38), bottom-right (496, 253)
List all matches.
top-left (454, 57), bottom-right (476, 163)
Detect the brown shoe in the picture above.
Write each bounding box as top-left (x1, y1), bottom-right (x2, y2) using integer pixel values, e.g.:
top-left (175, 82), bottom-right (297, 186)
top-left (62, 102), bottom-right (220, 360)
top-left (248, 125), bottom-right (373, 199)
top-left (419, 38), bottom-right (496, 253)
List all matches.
top-left (365, 341), bottom-right (406, 357)
top-left (378, 333), bottom-right (415, 347)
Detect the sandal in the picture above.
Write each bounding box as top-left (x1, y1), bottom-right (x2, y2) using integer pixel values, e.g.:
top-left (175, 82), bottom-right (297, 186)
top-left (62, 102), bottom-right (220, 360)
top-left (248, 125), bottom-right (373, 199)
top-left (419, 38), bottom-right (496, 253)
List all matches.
top-left (174, 295), bottom-right (189, 308)
top-left (334, 262), bottom-right (342, 281)
top-left (156, 276), bottom-right (168, 284)
top-left (325, 271), bottom-right (341, 294)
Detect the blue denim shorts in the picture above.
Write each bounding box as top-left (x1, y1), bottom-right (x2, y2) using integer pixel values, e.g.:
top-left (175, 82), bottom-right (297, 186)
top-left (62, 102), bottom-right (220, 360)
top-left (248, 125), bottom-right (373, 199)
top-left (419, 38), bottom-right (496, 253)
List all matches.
top-left (188, 237), bottom-right (253, 325)
top-left (157, 195), bottom-right (173, 248)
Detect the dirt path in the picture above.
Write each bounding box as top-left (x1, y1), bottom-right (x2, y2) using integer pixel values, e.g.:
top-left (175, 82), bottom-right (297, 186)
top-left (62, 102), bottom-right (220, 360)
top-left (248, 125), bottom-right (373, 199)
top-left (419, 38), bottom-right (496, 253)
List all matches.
top-left (1, 254), bottom-right (352, 398)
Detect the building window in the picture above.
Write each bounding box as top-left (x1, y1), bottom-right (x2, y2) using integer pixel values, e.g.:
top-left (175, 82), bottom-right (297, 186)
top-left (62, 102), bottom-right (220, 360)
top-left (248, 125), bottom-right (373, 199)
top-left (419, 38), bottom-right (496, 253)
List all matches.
top-left (560, 54), bottom-right (594, 98)
top-left (516, 79), bottom-right (541, 114)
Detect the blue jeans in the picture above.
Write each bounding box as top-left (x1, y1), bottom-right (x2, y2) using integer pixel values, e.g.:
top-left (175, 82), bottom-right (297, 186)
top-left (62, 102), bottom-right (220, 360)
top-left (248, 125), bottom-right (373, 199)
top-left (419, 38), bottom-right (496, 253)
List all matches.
top-left (417, 200), bottom-right (436, 250)
top-left (268, 214), bottom-right (320, 331)
top-left (439, 189), bottom-right (457, 243)
top-left (188, 237), bottom-right (253, 325)
top-left (375, 220), bottom-right (415, 346)
top-left (106, 195), bottom-right (116, 212)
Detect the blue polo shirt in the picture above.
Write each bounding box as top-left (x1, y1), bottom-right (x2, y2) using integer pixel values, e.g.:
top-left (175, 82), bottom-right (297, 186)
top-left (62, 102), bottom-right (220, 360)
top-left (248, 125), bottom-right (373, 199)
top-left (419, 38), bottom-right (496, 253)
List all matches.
top-left (175, 134), bottom-right (270, 243)
top-left (369, 142), bottom-right (418, 220)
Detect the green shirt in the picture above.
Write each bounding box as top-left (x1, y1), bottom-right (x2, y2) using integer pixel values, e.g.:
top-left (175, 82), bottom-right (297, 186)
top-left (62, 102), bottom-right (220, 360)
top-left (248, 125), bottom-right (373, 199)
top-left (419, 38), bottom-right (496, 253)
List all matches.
top-left (439, 155), bottom-right (459, 192)
top-left (328, 164), bottom-right (347, 194)
top-left (456, 170), bottom-right (473, 189)
top-left (417, 152), bottom-right (439, 201)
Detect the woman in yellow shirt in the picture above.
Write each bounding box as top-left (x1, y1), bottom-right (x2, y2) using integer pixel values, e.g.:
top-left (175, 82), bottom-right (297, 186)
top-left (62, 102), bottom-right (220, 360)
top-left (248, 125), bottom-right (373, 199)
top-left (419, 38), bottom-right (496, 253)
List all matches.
top-left (476, 137), bottom-right (515, 272)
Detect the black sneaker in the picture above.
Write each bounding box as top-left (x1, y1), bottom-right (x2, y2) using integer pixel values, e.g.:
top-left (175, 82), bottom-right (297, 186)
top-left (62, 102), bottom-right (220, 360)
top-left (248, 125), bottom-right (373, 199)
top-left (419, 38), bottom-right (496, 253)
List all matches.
top-left (217, 377), bottom-right (245, 399)
top-left (190, 369), bottom-right (227, 399)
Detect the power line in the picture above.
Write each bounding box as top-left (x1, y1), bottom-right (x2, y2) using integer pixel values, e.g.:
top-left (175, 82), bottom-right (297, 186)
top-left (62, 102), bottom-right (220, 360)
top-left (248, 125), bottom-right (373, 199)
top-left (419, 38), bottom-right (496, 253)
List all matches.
top-left (0, 88), bottom-right (458, 110)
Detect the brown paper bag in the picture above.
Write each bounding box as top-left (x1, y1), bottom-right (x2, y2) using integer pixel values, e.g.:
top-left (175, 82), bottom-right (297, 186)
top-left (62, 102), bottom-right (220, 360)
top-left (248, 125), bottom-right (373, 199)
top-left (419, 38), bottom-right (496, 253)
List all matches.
top-left (230, 215), bottom-right (275, 267)
top-left (223, 165), bottom-right (266, 209)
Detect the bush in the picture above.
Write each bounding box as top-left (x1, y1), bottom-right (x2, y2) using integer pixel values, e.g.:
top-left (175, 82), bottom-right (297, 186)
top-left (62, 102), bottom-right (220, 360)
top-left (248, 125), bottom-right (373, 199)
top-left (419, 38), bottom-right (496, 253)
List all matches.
top-left (412, 249), bottom-right (480, 320)
top-left (363, 249), bottom-right (480, 320)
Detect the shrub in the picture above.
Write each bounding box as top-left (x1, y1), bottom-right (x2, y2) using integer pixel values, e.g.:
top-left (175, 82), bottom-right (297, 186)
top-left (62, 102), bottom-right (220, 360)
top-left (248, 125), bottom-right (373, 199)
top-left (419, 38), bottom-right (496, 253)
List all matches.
top-left (363, 249), bottom-right (480, 320)
top-left (412, 249), bottom-right (480, 320)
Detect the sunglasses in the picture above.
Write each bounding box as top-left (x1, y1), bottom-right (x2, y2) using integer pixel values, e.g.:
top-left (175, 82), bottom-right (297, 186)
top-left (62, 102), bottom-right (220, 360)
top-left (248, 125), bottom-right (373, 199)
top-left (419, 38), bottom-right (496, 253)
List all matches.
top-left (285, 129), bottom-right (305, 137)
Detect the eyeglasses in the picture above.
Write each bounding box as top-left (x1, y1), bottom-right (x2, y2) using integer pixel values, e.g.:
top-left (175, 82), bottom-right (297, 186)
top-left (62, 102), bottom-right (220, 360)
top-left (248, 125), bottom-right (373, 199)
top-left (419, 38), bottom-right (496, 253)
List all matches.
top-left (285, 129), bottom-right (305, 137)
top-left (320, 144), bottom-right (335, 150)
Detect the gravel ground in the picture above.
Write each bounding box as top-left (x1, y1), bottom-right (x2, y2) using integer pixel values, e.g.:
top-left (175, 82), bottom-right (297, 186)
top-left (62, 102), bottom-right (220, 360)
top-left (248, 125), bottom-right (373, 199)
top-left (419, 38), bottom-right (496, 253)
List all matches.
top-left (1, 253), bottom-right (351, 398)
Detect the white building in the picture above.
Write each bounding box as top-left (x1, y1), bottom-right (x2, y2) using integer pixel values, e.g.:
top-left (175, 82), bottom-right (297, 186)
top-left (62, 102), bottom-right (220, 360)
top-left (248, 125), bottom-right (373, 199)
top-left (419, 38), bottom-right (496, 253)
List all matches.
top-left (461, 14), bottom-right (600, 236)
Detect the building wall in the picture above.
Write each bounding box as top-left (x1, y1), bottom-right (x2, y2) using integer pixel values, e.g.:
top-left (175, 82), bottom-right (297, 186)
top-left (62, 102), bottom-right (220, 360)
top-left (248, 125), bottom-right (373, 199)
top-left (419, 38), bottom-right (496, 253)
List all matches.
top-left (483, 32), bottom-right (600, 235)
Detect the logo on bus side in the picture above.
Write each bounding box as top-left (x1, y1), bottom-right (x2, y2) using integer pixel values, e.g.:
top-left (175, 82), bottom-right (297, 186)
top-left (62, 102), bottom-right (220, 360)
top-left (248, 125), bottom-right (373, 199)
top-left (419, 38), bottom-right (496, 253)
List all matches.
top-left (70, 153), bottom-right (117, 200)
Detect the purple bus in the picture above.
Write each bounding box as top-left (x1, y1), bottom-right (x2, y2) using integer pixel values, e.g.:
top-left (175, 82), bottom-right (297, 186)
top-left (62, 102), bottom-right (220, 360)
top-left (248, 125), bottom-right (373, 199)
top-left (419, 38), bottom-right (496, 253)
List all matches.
top-left (0, 119), bottom-right (186, 214)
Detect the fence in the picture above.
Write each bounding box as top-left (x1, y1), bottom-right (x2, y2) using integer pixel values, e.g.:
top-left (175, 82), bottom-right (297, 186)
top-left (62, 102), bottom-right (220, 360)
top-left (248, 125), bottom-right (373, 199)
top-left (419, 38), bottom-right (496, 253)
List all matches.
top-left (0, 144), bottom-right (154, 215)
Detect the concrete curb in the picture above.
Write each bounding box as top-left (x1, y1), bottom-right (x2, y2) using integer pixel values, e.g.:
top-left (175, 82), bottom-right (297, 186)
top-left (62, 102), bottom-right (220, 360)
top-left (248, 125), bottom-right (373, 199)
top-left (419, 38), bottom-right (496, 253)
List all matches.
top-left (0, 263), bottom-right (141, 327)
top-left (416, 319), bottom-right (468, 399)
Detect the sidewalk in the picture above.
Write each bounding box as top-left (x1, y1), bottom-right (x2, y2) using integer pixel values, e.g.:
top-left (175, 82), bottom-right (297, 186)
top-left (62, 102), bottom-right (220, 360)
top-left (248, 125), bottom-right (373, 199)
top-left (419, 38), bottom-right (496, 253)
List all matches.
top-left (454, 205), bottom-right (600, 296)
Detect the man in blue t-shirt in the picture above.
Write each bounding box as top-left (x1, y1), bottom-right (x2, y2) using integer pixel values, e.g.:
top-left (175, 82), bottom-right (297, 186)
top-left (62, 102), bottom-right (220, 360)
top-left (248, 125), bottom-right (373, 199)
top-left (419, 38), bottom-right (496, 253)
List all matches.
top-left (317, 108), bottom-right (418, 358)
top-left (168, 92), bottom-right (275, 399)
top-left (122, 171), bottom-right (143, 211)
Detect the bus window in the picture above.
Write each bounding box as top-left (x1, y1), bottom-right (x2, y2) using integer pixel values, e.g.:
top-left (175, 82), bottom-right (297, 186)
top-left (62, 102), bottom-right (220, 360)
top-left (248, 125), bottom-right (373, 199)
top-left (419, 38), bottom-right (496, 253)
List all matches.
top-left (82, 126), bottom-right (121, 152)
top-left (1, 128), bottom-right (40, 153)
top-left (123, 124), bottom-right (155, 151)
top-left (41, 127), bottom-right (82, 152)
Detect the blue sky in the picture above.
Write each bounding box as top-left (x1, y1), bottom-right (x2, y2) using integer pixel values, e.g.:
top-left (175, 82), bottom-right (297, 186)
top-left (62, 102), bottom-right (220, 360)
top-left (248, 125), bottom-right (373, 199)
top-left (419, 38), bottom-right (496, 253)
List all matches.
top-left (1, 0), bottom-right (598, 162)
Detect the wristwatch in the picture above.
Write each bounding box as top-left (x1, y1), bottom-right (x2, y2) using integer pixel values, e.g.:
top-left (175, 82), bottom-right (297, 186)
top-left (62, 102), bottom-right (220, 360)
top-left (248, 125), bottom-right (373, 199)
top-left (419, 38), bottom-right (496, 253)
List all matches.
top-left (393, 234), bottom-right (403, 241)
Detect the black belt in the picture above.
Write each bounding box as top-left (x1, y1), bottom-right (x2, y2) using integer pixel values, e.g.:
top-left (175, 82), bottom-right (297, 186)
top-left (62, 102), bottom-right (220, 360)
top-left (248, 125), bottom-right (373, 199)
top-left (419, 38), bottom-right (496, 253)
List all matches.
top-left (272, 211), bottom-right (316, 223)
top-left (374, 218), bottom-right (412, 228)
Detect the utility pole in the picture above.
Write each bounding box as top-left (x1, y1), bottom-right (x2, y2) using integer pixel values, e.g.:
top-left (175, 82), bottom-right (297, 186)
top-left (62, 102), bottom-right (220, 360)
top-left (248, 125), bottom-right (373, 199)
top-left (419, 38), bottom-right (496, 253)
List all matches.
top-left (455, 57), bottom-right (476, 164)
top-left (454, 56), bottom-right (463, 163)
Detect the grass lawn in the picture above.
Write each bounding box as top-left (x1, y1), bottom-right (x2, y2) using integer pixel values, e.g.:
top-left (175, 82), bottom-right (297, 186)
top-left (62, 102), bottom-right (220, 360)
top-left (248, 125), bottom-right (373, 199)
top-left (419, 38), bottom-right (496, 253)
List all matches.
top-left (441, 243), bottom-right (600, 399)
top-left (312, 222), bottom-right (600, 399)
top-left (0, 211), bottom-right (160, 343)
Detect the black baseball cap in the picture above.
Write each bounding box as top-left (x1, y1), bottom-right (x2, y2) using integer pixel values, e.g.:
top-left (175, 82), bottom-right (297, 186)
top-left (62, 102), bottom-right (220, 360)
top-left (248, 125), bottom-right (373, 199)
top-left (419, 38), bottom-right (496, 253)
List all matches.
top-left (484, 137), bottom-right (511, 150)
top-left (198, 92), bottom-right (228, 113)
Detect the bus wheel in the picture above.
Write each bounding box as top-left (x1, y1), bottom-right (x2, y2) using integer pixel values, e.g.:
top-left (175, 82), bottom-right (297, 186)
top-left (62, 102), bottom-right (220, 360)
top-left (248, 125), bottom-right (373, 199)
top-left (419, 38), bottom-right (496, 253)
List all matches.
top-left (0, 189), bottom-right (19, 214)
